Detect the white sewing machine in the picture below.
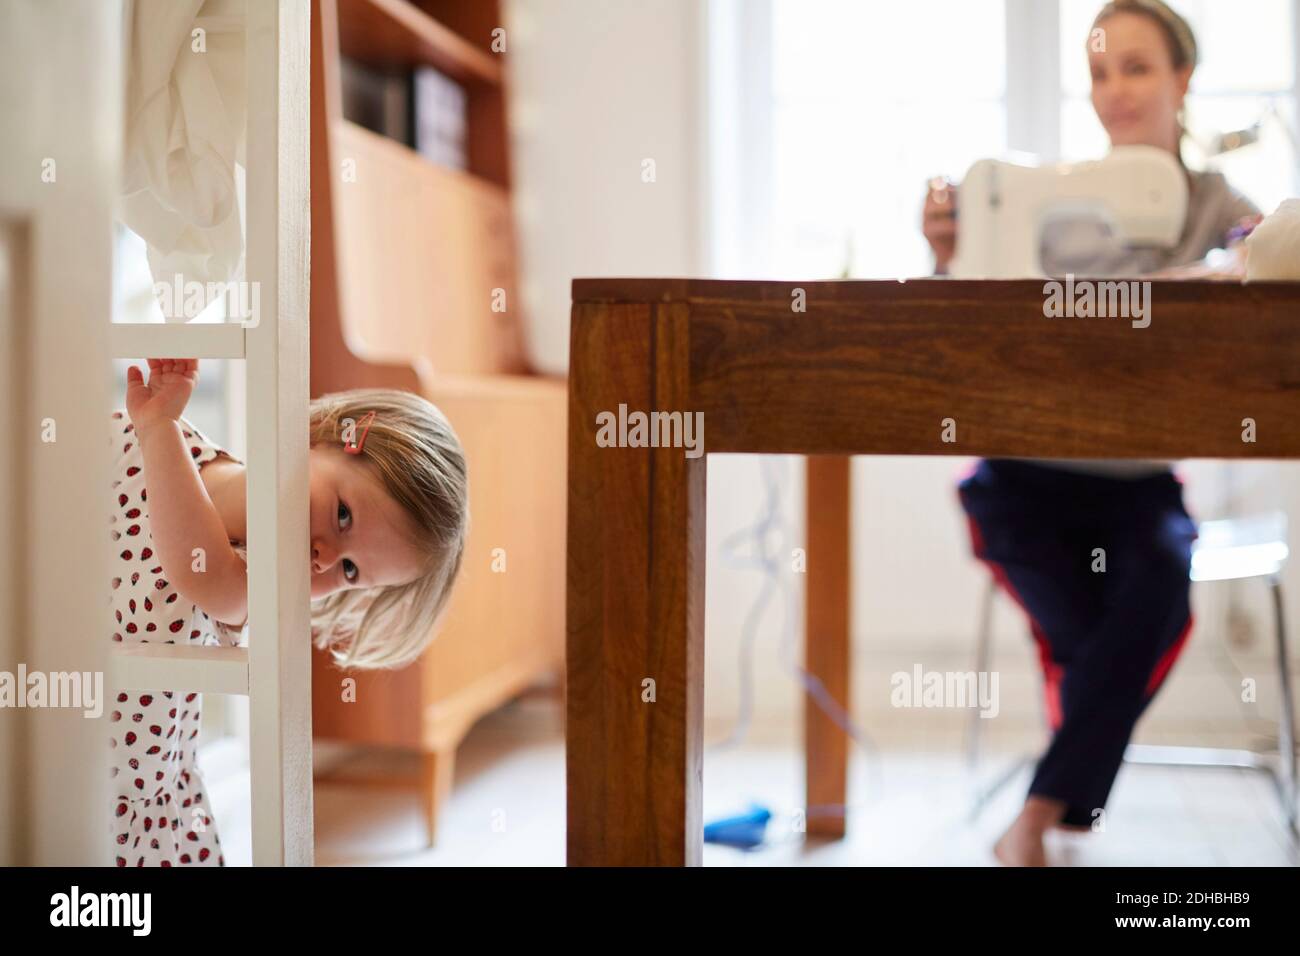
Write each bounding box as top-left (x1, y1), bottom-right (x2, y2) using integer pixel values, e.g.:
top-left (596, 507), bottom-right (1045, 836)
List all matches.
top-left (948, 145), bottom-right (1188, 278)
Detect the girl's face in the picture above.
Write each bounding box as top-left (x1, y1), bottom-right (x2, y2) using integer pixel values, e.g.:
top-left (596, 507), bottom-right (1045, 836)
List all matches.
top-left (307, 445), bottom-right (426, 600)
top-left (1088, 12), bottom-right (1191, 153)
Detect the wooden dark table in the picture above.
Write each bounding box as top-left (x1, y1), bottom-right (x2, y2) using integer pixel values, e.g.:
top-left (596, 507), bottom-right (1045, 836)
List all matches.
top-left (565, 277), bottom-right (1300, 866)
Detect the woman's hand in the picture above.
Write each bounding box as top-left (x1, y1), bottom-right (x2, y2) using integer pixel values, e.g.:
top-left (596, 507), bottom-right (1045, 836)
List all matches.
top-left (126, 358), bottom-right (198, 433)
top-left (922, 176), bottom-right (959, 274)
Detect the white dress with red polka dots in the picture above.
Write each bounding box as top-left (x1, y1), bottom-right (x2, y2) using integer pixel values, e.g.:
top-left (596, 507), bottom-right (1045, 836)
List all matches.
top-left (108, 409), bottom-right (247, 867)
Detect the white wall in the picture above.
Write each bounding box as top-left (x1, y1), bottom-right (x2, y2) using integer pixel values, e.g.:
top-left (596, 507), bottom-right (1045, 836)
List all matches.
top-left (504, 0), bottom-right (706, 375)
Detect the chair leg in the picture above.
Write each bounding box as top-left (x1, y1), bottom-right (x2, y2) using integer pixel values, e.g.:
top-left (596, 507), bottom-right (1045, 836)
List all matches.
top-left (967, 576), bottom-right (1025, 824)
top-left (966, 576), bottom-right (996, 773)
top-left (1270, 576), bottom-right (1298, 839)
top-left (967, 756), bottom-right (1035, 825)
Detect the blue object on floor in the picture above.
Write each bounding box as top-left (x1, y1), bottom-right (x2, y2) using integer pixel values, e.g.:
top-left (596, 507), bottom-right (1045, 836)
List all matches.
top-left (703, 804), bottom-right (772, 850)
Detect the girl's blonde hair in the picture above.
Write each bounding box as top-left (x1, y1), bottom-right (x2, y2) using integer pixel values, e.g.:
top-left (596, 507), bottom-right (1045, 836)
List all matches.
top-left (308, 388), bottom-right (468, 670)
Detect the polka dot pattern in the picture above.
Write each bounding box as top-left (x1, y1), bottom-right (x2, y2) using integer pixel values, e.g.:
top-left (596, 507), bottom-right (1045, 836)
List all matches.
top-left (107, 410), bottom-right (247, 867)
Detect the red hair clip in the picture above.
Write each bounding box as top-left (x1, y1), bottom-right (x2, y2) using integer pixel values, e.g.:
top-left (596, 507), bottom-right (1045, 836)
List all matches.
top-left (343, 411), bottom-right (377, 455)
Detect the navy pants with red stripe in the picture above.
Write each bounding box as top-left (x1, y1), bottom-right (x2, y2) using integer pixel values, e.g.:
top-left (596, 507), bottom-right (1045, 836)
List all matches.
top-left (958, 459), bottom-right (1197, 828)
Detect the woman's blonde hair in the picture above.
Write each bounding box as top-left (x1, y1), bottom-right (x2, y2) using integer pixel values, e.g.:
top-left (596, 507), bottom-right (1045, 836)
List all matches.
top-left (308, 388), bottom-right (468, 670)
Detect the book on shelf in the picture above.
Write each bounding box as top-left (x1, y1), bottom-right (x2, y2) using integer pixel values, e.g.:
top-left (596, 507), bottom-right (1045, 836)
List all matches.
top-left (337, 56), bottom-right (469, 174)
top-left (339, 56), bottom-right (411, 146)
top-left (413, 65), bottom-right (468, 172)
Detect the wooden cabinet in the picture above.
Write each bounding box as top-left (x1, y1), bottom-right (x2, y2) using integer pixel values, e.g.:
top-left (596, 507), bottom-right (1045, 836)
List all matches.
top-left (309, 0), bottom-right (565, 846)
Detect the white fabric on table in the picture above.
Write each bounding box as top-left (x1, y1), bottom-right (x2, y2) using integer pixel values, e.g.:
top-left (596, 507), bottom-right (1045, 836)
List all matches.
top-left (1246, 198), bottom-right (1300, 281)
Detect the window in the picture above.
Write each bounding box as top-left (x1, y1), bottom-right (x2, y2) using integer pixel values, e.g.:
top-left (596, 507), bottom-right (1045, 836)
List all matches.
top-left (767, 0), bottom-right (1007, 279)
top-left (711, 0), bottom-right (1300, 278)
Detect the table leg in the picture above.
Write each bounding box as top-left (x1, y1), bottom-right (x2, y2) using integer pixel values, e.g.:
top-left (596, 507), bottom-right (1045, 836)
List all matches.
top-left (566, 301), bottom-right (707, 866)
top-left (805, 456), bottom-right (852, 838)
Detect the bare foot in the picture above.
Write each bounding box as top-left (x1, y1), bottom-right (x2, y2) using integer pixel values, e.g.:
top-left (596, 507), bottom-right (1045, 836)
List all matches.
top-left (993, 796), bottom-right (1066, 866)
top-left (994, 824), bottom-right (1047, 866)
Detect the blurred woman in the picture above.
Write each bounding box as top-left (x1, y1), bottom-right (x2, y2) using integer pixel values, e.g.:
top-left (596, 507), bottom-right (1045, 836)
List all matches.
top-left (922, 0), bottom-right (1260, 866)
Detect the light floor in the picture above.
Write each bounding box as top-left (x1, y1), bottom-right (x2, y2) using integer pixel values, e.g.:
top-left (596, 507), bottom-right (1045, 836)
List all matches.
top-left (211, 695), bottom-right (1298, 867)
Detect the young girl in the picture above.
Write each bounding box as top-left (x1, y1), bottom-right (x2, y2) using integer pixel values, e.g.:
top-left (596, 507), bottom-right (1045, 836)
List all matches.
top-left (109, 358), bottom-right (468, 866)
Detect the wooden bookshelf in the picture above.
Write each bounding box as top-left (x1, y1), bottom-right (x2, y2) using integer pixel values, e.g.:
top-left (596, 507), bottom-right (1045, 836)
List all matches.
top-left (310, 0), bottom-right (566, 849)
top-left (335, 0), bottom-right (501, 87)
top-left (333, 0), bottom-right (512, 188)
top-left (331, 118), bottom-right (519, 376)
top-left (314, 0), bottom-right (525, 376)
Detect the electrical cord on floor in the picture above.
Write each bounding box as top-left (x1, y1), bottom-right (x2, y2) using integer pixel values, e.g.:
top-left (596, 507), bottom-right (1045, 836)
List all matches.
top-left (707, 455), bottom-right (883, 829)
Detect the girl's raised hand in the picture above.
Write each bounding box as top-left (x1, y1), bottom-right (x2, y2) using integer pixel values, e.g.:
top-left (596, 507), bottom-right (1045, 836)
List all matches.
top-left (126, 358), bottom-right (199, 432)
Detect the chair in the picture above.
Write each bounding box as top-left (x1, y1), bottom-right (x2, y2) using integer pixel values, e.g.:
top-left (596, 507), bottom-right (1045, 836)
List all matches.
top-left (966, 512), bottom-right (1298, 840)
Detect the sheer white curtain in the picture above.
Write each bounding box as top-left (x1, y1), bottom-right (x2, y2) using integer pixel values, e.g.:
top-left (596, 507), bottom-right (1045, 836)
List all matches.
top-left (707, 0), bottom-right (1007, 280)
